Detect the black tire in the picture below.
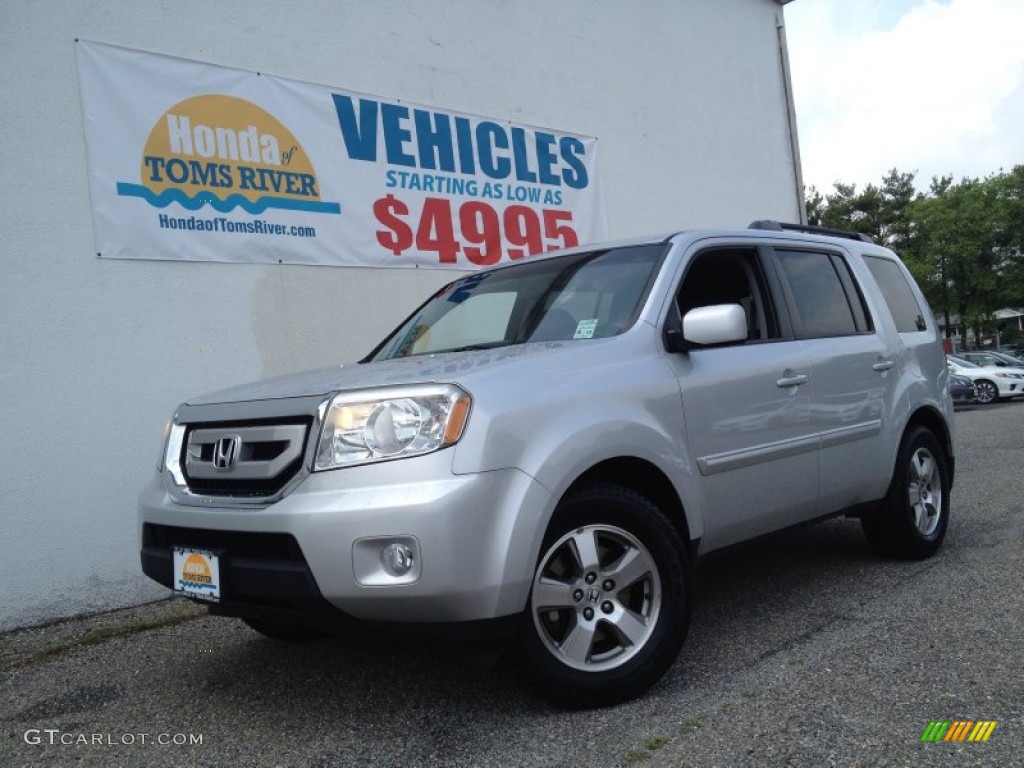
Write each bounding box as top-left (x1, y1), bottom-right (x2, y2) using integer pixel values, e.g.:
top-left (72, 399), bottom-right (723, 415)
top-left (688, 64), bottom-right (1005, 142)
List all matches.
top-left (862, 425), bottom-right (950, 559)
top-left (974, 379), bottom-right (998, 404)
top-left (242, 617), bottom-right (327, 642)
top-left (519, 483), bottom-right (692, 708)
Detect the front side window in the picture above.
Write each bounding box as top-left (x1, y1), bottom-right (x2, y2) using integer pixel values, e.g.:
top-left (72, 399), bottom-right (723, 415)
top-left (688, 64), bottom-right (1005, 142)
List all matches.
top-left (674, 248), bottom-right (779, 343)
top-left (369, 244), bottom-right (667, 360)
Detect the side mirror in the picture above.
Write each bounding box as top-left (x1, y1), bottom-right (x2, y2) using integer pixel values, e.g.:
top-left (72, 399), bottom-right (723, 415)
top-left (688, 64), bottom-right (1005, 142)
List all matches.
top-left (680, 304), bottom-right (748, 347)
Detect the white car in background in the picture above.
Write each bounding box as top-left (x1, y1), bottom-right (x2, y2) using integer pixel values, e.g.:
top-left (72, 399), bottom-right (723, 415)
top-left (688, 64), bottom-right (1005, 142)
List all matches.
top-left (947, 355), bottom-right (1024, 404)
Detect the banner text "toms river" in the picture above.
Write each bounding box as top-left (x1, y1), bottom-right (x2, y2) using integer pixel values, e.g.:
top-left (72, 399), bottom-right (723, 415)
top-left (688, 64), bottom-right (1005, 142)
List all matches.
top-left (333, 96), bottom-right (589, 189)
top-left (142, 158), bottom-right (319, 196)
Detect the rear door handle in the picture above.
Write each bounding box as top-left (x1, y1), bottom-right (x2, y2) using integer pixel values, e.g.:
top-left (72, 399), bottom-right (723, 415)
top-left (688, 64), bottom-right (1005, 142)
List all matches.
top-left (776, 372), bottom-right (809, 388)
top-left (872, 360), bottom-right (895, 372)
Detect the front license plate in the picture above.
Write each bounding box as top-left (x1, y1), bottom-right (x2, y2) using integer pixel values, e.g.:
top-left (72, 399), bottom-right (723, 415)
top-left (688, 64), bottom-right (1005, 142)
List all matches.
top-left (172, 547), bottom-right (221, 602)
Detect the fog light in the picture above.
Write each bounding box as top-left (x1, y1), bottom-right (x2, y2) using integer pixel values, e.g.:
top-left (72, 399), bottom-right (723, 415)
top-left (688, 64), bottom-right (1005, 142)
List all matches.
top-left (353, 536), bottom-right (421, 586)
top-left (381, 542), bottom-right (414, 576)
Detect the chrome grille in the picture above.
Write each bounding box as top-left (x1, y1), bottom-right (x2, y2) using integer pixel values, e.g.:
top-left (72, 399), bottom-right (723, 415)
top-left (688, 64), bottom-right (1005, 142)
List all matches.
top-left (181, 419), bottom-right (311, 497)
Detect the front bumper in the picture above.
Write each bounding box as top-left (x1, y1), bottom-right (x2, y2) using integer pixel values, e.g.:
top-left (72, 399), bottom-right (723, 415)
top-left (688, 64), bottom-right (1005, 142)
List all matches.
top-left (949, 385), bottom-right (978, 405)
top-left (996, 380), bottom-right (1022, 397)
top-left (139, 450), bottom-right (552, 624)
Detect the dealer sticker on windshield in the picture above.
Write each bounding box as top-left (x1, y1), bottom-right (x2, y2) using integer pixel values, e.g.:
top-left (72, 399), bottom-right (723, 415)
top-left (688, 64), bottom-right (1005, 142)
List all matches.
top-left (574, 319), bottom-right (599, 339)
top-left (173, 547), bottom-right (221, 602)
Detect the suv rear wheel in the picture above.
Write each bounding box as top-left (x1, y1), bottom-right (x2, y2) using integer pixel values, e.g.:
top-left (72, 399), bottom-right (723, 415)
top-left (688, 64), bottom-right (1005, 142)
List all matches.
top-left (862, 425), bottom-right (950, 559)
top-left (520, 483), bottom-right (691, 708)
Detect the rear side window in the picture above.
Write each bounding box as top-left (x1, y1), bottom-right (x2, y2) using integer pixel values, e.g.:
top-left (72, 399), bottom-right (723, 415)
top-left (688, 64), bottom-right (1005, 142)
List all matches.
top-left (863, 255), bottom-right (928, 333)
top-left (774, 250), bottom-right (863, 338)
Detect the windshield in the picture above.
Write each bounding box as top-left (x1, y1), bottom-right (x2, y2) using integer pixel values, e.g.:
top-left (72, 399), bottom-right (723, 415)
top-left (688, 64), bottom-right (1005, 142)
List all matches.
top-left (994, 352), bottom-right (1024, 366)
top-left (948, 356), bottom-right (979, 368)
top-left (369, 244), bottom-right (668, 361)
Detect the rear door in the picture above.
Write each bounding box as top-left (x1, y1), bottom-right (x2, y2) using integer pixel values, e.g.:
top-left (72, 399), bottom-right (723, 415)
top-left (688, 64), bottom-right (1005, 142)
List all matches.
top-left (768, 246), bottom-right (896, 510)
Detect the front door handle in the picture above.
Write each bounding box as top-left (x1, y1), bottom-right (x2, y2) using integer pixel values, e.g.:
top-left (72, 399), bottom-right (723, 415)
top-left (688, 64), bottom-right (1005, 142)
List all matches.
top-left (872, 360), bottom-right (895, 372)
top-left (776, 372), bottom-right (809, 388)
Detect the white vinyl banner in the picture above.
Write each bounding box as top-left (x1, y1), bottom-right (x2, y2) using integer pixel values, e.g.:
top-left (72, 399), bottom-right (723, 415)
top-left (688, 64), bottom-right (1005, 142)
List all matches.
top-left (75, 41), bottom-right (607, 269)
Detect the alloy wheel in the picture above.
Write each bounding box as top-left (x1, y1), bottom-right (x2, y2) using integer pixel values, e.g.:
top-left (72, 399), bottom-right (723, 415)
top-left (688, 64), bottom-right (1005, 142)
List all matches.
top-left (531, 524), bottom-right (661, 672)
top-left (975, 380), bottom-right (997, 404)
top-left (907, 446), bottom-right (942, 536)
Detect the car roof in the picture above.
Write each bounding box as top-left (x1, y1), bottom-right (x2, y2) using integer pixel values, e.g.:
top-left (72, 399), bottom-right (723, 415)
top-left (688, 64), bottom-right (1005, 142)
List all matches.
top-left (546, 226), bottom-right (897, 260)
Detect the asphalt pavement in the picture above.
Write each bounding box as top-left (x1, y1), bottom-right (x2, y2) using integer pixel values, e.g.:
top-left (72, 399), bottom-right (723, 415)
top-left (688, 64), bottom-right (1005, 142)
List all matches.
top-left (2, 400), bottom-right (1022, 767)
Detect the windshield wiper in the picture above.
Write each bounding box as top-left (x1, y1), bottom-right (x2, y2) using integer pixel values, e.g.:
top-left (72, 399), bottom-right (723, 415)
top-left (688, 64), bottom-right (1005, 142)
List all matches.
top-left (432, 341), bottom-right (510, 354)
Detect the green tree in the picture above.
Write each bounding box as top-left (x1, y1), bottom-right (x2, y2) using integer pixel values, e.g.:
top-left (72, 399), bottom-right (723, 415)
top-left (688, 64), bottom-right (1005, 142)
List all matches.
top-left (878, 169), bottom-right (917, 251)
top-left (989, 166), bottom-right (1024, 303)
top-left (806, 166), bottom-right (1024, 343)
top-left (912, 171), bottom-right (1024, 340)
top-left (805, 168), bottom-right (918, 247)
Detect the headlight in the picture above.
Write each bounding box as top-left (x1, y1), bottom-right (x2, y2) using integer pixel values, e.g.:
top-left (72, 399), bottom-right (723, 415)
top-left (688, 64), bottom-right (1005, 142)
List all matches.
top-left (315, 384), bottom-right (471, 470)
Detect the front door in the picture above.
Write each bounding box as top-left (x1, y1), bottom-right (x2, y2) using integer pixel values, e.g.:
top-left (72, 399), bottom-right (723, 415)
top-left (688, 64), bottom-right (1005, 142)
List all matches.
top-left (665, 245), bottom-right (820, 551)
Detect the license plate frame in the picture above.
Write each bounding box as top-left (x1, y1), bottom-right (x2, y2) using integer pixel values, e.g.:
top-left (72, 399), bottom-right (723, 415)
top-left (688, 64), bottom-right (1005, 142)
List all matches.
top-left (172, 547), bottom-right (222, 602)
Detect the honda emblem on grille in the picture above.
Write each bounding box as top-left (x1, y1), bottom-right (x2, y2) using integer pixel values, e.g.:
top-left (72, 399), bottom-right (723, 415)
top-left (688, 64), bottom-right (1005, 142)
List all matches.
top-left (212, 435), bottom-right (242, 471)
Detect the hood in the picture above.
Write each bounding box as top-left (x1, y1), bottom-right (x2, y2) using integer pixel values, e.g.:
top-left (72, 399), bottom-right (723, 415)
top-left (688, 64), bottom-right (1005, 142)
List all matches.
top-left (185, 340), bottom-right (596, 406)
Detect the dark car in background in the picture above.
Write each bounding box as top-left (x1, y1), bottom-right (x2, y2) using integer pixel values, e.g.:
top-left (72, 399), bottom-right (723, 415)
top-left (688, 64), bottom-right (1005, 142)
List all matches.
top-left (949, 373), bottom-right (978, 407)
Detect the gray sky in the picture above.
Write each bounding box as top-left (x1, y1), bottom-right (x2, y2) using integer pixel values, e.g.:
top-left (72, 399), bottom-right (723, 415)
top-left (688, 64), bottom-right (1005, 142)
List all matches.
top-left (785, 0), bottom-right (1024, 193)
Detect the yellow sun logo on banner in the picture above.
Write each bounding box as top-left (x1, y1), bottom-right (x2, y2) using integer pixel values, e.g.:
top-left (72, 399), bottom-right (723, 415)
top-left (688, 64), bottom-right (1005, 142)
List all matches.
top-left (117, 95), bottom-right (340, 215)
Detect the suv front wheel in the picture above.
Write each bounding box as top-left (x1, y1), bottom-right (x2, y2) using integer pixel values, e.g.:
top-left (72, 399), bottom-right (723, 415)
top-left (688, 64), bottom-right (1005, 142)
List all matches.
top-left (520, 483), bottom-right (691, 708)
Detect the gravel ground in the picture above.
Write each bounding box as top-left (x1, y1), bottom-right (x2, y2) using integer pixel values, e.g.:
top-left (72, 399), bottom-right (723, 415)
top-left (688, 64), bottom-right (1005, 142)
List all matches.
top-left (1, 402), bottom-right (1021, 767)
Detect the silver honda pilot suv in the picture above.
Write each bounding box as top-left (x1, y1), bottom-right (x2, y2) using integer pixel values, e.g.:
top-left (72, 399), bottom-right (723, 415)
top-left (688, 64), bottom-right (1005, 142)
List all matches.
top-left (140, 221), bottom-right (955, 707)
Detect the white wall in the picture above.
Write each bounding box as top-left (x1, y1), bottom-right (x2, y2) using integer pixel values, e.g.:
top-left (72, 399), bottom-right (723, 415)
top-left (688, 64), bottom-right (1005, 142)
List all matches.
top-left (0, 0), bottom-right (800, 630)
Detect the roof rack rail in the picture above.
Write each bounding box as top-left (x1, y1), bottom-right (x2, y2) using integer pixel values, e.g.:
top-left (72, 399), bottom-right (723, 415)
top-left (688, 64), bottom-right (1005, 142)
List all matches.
top-left (748, 220), bottom-right (874, 244)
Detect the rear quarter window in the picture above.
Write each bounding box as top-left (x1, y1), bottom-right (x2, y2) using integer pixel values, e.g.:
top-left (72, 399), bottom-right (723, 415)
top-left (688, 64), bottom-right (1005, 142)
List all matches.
top-left (863, 255), bottom-right (928, 333)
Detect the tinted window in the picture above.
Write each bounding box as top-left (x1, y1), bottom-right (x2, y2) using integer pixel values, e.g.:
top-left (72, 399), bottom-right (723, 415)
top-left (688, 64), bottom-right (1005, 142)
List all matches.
top-left (863, 255), bottom-right (927, 333)
top-left (774, 250), bottom-right (858, 337)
